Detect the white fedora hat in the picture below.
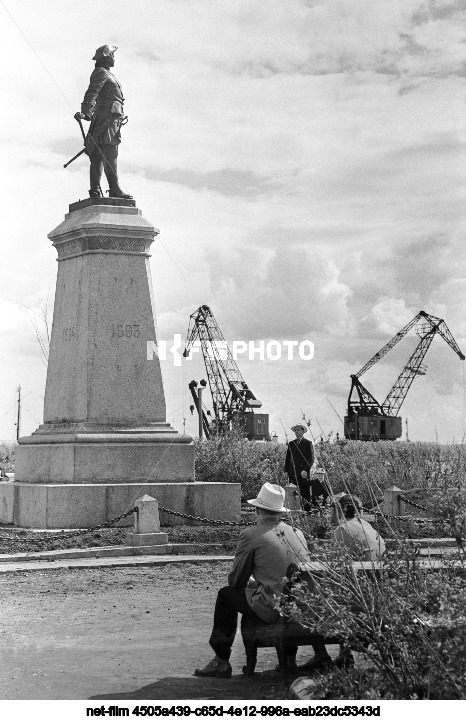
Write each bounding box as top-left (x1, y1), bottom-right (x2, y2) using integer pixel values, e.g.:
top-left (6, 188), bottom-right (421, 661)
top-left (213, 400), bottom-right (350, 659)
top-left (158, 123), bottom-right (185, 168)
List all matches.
top-left (291, 422), bottom-right (307, 433)
top-left (247, 482), bottom-right (288, 512)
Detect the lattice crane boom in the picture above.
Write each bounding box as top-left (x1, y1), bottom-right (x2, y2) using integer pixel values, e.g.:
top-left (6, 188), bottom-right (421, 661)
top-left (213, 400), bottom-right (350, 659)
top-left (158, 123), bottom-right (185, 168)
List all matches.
top-left (432, 317), bottom-right (465, 360)
top-left (381, 330), bottom-right (436, 416)
top-left (184, 305), bottom-right (263, 430)
top-left (345, 309), bottom-right (464, 440)
top-left (355, 312), bottom-right (423, 378)
top-left (382, 313), bottom-right (465, 416)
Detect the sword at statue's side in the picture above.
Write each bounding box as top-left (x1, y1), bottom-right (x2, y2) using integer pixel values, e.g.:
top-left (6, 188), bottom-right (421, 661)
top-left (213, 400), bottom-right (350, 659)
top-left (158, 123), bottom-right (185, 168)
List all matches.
top-left (63, 147), bottom-right (87, 169)
top-left (63, 114), bottom-right (89, 168)
top-left (63, 115), bottom-right (103, 196)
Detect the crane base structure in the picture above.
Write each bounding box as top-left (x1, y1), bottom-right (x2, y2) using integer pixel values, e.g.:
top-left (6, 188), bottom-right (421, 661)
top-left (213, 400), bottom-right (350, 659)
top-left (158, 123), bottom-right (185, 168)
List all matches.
top-left (344, 414), bottom-right (402, 442)
top-left (0, 199), bottom-right (240, 528)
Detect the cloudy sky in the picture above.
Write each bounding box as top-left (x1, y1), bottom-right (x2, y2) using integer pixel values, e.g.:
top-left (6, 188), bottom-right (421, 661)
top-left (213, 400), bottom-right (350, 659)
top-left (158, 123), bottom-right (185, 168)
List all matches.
top-left (0, 0), bottom-right (465, 443)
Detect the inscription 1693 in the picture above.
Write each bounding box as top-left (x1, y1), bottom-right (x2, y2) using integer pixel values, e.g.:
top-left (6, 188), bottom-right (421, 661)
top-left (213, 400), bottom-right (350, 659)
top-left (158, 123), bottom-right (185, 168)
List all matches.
top-left (111, 323), bottom-right (141, 339)
top-left (63, 327), bottom-right (76, 341)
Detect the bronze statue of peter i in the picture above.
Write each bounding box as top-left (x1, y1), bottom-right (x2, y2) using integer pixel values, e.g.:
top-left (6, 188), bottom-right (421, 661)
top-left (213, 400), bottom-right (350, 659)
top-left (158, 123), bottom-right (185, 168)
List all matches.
top-left (75, 45), bottom-right (132, 199)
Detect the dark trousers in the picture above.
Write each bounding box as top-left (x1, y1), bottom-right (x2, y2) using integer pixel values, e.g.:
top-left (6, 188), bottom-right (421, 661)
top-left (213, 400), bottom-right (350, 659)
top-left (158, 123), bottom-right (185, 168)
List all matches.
top-left (311, 479), bottom-right (329, 507)
top-left (209, 586), bottom-right (263, 660)
top-left (89, 143), bottom-right (120, 193)
top-left (296, 476), bottom-right (311, 504)
top-left (295, 476), bottom-right (329, 507)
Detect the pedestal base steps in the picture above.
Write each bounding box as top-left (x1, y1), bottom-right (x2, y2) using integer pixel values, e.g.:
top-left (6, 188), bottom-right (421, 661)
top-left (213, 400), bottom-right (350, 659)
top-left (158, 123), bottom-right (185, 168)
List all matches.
top-left (0, 481), bottom-right (241, 529)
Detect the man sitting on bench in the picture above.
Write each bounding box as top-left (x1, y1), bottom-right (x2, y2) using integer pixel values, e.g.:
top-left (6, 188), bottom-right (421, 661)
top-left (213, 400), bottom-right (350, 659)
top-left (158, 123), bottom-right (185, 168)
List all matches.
top-left (194, 482), bottom-right (311, 679)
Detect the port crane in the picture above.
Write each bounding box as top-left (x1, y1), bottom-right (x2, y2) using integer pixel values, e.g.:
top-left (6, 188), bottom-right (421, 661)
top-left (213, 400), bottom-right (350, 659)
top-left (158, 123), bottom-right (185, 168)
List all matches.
top-left (184, 305), bottom-right (269, 440)
top-left (345, 310), bottom-right (465, 440)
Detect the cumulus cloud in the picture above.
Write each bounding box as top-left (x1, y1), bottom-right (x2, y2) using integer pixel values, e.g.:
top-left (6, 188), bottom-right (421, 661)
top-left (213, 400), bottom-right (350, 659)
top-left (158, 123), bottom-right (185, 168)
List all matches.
top-left (205, 244), bottom-right (352, 339)
top-left (360, 299), bottom-right (415, 339)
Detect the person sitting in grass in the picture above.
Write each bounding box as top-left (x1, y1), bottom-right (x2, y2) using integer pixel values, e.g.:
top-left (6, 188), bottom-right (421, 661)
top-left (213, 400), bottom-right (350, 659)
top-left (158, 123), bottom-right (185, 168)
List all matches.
top-left (331, 493), bottom-right (386, 669)
top-left (296, 493), bottom-right (386, 673)
top-left (331, 493), bottom-right (386, 562)
top-left (194, 482), bottom-right (312, 679)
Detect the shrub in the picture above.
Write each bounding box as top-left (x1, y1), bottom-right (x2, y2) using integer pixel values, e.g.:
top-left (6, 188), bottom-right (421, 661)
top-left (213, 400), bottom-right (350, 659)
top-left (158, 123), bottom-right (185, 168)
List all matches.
top-left (194, 426), bottom-right (287, 500)
top-left (0, 442), bottom-right (16, 472)
top-left (280, 486), bottom-right (466, 699)
top-left (195, 431), bottom-right (466, 512)
top-left (316, 439), bottom-right (466, 506)
top-left (286, 550), bottom-right (465, 698)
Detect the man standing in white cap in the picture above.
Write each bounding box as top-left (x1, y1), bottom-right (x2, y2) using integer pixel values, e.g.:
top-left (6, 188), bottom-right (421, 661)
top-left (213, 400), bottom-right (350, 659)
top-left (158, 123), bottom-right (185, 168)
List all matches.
top-left (194, 482), bottom-right (310, 678)
top-left (284, 423), bottom-right (315, 510)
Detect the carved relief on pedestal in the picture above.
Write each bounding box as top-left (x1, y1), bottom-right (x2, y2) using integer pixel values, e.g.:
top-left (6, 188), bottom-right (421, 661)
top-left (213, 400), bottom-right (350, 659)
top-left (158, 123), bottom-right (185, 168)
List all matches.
top-left (56, 235), bottom-right (149, 259)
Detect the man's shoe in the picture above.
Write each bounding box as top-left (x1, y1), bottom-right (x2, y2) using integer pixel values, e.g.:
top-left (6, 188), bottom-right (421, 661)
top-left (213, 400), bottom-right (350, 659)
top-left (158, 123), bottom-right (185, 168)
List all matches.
top-left (194, 656), bottom-right (232, 678)
top-left (297, 654), bottom-right (333, 673)
top-left (274, 654), bottom-right (298, 673)
top-left (108, 187), bottom-right (133, 199)
top-left (274, 661), bottom-right (298, 672)
top-left (334, 651), bottom-right (355, 669)
top-left (89, 189), bottom-right (102, 198)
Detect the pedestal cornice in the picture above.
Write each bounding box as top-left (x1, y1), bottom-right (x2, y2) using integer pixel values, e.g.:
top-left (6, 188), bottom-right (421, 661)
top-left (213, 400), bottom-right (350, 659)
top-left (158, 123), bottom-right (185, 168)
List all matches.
top-left (20, 421), bottom-right (193, 445)
top-left (54, 235), bottom-right (153, 261)
top-left (48, 201), bottom-right (159, 260)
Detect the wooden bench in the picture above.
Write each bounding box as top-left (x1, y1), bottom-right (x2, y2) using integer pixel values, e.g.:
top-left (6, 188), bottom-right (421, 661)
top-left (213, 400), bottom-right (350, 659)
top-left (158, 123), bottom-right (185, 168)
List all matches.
top-left (240, 561), bottom-right (382, 675)
top-left (240, 606), bottom-right (341, 675)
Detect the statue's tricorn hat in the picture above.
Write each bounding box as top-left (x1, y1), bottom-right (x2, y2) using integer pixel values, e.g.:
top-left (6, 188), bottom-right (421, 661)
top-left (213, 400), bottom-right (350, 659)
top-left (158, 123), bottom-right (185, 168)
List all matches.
top-left (93, 44), bottom-right (118, 61)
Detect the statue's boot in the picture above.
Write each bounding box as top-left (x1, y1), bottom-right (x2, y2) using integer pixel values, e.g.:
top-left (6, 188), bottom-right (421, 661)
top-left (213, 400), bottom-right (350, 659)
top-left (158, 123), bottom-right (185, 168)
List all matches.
top-left (108, 186), bottom-right (133, 199)
top-left (102, 144), bottom-right (133, 199)
top-left (89, 154), bottom-right (103, 198)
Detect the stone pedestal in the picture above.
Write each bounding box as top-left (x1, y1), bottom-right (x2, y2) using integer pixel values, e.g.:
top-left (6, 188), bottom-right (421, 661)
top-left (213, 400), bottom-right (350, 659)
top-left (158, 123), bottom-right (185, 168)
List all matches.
top-left (2, 198), bottom-right (240, 528)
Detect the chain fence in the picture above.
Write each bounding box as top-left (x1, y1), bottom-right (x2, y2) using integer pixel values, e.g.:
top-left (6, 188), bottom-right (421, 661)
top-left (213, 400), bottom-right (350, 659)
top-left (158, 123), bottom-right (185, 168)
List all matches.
top-left (363, 497), bottom-right (431, 516)
top-left (398, 494), bottom-right (430, 513)
top-left (0, 507), bottom-right (138, 546)
top-left (362, 494), bottom-right (448, 524)
top-left (368, 510), bottom-right (447, 524)
top-left (158, 506), bottom-right (255, 527)
top-left (161, 501), bottom-right (446, 527)
top-left (365, 497), bottom-right (384, 513)
top-left (0, 506), bottom-right (256, 553)
top-left (0, 493), bottom-right (451, 554)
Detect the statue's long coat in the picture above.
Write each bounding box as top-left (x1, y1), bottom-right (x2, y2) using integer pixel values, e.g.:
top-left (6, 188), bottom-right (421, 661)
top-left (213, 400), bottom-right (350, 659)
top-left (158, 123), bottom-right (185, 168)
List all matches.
top-left (81, 66), bottom-right (125, 149)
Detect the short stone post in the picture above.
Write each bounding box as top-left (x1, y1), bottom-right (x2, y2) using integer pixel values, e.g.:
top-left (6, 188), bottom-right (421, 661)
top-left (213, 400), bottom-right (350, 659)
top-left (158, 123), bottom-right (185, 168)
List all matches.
top-left (127, 494), bottom-right (169, 546)
top-left (383, 486), bottom-right (405, 516)
top-left (284, 484), bottom-right (302, 511)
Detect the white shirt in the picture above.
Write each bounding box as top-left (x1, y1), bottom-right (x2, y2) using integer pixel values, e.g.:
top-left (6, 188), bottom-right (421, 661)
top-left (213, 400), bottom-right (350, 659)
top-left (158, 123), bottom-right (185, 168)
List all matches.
top-left (332, 517), bottom-right (386, 561)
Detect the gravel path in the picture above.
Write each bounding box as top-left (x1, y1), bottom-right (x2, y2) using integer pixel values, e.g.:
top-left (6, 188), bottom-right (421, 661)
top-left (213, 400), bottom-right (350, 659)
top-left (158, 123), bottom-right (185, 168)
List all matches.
top-left (0, 562), bottom-right (294, 701)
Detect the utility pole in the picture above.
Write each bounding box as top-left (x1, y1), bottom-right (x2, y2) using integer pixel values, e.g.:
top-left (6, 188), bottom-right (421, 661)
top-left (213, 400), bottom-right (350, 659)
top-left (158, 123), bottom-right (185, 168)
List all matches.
top-left (15, 385), bottom-right (21, 441)
top-left (405, 417), bottom-right (409, 442)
